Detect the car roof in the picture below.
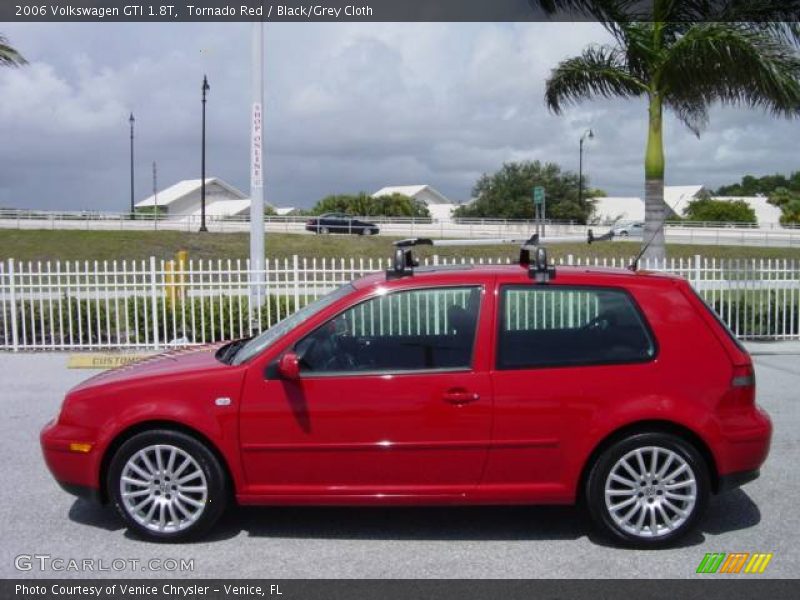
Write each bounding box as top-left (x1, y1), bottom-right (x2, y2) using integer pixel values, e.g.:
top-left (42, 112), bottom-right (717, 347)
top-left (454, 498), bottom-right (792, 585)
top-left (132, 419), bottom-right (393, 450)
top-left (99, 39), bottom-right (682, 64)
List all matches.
top-left (351, 263), bottom-right (683, 290)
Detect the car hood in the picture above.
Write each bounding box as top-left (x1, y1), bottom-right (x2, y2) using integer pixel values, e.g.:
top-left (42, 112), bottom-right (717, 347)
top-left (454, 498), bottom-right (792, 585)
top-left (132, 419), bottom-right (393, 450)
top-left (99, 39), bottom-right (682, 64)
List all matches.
top-left (70, 344), bottom-right (233, 392)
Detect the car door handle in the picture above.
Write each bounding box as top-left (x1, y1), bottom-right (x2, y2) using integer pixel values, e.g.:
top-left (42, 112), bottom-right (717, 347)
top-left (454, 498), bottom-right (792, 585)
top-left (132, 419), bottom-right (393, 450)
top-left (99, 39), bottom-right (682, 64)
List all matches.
top-left (442, 389), bottom-right (480, 405)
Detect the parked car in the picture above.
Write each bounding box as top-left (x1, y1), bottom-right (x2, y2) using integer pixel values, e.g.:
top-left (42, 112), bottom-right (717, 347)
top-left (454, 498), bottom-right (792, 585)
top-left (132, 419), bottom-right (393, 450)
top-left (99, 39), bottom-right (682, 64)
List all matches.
top-left (611, 221), bottom-right (645, 237)
top-left (305, 213), bottom-right (379, 235)
top-left (41, 252), bottom-right (771, 546)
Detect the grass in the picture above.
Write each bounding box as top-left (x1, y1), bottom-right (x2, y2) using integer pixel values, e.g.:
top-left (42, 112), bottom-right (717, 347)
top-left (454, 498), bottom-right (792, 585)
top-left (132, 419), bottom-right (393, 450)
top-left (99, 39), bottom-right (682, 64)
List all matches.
top-left (1, 229), bottom-right (799, 264)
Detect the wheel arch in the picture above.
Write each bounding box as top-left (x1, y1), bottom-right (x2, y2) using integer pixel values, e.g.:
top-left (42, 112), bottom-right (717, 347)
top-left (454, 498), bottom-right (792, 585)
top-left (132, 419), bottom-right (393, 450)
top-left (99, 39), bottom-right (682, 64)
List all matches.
top-left (577, 420), bottom-right (720, 504)
top-left (97, 420), bottom-right (235, 504)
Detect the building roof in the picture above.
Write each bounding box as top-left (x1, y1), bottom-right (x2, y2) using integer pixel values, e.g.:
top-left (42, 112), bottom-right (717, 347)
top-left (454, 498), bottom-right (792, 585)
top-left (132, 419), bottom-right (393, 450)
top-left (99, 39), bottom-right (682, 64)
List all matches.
top-left (591, 196), bottom-right (645, 223)
top-left (135, 178), bottom-right (247, 208)
top-left (372, 185), bottom-right (451, 205)
top-left (664, 185), bottom-right (705, 215)
top-left (190, 199), bottom-right (252, 217)
top-left (592, 185), bottom-right (706, 223)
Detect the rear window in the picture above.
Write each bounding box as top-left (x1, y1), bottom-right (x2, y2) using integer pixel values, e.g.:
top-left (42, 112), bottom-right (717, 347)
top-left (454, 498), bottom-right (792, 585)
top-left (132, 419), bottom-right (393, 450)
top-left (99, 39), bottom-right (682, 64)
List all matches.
top-left (497, 285), bottom-right (656, 370)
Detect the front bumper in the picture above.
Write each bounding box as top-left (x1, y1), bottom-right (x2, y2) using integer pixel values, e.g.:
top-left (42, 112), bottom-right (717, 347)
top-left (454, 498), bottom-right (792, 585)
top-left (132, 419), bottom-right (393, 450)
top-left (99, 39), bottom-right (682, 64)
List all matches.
top-left (40, 419), bottom-right (102, 501)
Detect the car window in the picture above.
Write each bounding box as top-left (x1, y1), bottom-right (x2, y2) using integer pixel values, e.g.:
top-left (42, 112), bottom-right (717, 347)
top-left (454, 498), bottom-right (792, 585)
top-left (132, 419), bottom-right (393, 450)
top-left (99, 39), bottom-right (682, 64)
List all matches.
top-left (497, 285), bottom-right (655, 370)
top-left (231, 284), bottom-right (356, 365)
top-left (296, 286), bottom-right (482, 374)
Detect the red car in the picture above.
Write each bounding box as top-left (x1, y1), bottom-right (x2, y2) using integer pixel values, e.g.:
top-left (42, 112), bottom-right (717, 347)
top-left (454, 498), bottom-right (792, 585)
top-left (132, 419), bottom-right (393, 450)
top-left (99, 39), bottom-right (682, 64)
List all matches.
top-left (41, 248), bottom-right (771, 547)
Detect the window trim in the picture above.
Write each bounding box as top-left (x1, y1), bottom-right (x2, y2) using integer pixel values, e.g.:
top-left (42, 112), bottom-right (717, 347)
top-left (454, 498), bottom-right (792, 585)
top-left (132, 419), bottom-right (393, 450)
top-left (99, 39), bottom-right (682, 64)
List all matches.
top-left (495, 284), bottom-right (658, 371)
top-left (295, 284), bottom-right (484, 379)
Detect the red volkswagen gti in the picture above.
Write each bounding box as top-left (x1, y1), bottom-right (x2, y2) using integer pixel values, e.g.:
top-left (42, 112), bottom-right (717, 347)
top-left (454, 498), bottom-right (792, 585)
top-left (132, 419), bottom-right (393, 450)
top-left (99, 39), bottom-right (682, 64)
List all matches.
top-left (41, 247), bottom-right (772, 547)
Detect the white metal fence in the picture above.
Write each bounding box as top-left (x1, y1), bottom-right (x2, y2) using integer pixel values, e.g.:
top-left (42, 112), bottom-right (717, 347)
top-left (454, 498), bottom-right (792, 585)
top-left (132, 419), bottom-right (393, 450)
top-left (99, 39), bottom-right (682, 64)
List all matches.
top-left (1, 255), bottom-right (798, 350)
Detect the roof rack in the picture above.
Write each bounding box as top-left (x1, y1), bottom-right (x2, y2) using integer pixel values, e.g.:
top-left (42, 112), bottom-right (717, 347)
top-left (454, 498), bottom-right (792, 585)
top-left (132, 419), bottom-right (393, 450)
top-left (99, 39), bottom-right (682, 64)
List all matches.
top-left (387, 229), bottom-right (614, 282)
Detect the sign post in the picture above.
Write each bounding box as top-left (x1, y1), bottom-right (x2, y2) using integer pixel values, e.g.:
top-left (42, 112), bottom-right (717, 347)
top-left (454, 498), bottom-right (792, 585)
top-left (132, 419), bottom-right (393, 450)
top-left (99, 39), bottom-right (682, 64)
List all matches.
top-left (249, 22), bottom-right (265, 326)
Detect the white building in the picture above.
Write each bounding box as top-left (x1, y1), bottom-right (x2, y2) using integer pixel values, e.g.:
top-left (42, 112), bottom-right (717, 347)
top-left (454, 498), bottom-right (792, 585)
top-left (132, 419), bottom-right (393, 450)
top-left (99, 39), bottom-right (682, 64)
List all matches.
top-left (713, 196), bottom-right (782, 225)
top-left (591, 185), bottom-right (782, 226)
top-left (372, 184), bottom-right (458, 222)
top-left (135, 178), bottom-right (278, 219)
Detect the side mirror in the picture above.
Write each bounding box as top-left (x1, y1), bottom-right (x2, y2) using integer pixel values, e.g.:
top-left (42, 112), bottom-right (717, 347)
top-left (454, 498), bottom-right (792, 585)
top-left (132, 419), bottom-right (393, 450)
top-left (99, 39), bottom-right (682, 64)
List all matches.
top-left (278, 352), bottom-right (300, 380)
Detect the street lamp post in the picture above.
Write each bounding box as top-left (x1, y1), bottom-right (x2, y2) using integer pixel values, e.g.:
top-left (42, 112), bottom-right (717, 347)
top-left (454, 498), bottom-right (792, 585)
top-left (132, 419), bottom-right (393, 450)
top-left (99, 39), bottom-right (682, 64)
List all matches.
top-left (129, 113), bottom-right (135, 218)
top-left (579, 128), bottom-right (594, 211)
top-left (200, 75), bottom-right (210, 232)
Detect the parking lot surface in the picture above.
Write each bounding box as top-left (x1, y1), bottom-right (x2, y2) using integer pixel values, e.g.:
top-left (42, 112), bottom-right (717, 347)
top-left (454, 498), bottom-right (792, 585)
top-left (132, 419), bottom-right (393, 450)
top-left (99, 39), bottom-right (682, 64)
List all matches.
top-left (0, 352), bottom-right (797, 579)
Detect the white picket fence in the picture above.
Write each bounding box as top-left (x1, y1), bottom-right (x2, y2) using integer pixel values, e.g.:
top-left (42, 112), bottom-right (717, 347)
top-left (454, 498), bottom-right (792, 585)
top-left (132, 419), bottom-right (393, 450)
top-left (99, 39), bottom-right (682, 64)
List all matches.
top-left (0, 255), bottom-right (798, 350)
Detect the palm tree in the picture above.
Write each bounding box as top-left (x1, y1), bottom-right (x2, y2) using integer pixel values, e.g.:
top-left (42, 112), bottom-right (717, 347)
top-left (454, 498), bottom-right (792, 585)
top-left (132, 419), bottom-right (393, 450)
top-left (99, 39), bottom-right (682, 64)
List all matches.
top-left (538, 1), bottom-right (800, 260)
top-left (0, 34), bottom-right (27, 68)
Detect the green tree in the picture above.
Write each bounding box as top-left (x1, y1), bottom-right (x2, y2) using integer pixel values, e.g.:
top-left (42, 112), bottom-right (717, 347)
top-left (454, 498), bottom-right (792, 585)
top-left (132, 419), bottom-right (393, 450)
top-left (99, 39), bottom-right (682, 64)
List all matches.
top-left (311, 192), bottom-right (430, 218)
top-left (683, 197), bottom-right (756, 224)
top-left (716, 172), bottom-right (800, 196)
top-left (538, 1), bottom-right (800, 260)
top-left (453, 160), bottom-right (596, 222)
top-left (0, 34), bottom-right (26, 67)
top-left (768, 187), bottom-right (800, 225)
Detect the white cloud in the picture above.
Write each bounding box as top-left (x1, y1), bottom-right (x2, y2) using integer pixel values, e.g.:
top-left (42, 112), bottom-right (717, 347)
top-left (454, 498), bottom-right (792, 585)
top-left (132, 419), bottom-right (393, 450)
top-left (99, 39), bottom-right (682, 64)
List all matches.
top-left (0, 21), bottom-right (797, 211)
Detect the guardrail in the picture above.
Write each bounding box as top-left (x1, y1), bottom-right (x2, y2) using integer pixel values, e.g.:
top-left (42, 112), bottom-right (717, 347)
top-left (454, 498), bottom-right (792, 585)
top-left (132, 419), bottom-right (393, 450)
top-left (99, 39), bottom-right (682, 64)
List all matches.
top-left (1, 255), bottom-right (797, 350)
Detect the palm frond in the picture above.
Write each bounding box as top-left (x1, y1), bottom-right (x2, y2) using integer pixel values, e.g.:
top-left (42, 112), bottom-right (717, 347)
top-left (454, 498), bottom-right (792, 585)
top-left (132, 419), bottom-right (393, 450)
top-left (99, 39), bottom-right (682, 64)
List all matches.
top-left (0, 34), bottom-right (27, 68)
top-left (545, 44), bottom-right (647, 113)
top-left (660, 23), bottom-right (800, 121)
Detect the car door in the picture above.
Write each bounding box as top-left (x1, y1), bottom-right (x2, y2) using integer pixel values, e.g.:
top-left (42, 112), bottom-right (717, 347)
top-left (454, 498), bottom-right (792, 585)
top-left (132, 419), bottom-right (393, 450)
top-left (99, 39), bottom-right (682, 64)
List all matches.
top-left (485, 282), bottom-right (657, 500)
top-left (238, 284), bottom-right (494, 498)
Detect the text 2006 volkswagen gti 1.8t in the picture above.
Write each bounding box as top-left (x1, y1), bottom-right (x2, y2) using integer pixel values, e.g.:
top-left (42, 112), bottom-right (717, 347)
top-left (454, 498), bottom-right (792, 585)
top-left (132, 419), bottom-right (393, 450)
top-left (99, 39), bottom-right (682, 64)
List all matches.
top-left (41, 249), bottom-right (772, 547)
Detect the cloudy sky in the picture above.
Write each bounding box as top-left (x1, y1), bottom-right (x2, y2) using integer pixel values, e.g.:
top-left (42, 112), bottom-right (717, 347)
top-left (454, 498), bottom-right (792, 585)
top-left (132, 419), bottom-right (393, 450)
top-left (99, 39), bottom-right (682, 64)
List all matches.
top-left (0, 21), bottom-right (798, 211)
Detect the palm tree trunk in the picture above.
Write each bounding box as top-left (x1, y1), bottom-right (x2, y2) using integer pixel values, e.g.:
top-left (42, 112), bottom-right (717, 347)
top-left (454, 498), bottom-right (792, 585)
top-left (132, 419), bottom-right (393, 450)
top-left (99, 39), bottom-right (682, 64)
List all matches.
top-left (642, 92), bottom-right (666, 262)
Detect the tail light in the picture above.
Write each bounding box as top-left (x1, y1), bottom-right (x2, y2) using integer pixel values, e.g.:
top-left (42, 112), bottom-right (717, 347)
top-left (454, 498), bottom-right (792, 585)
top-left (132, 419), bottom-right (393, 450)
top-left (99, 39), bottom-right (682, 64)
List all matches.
top-left (723, 364), bottom-right (756, 409)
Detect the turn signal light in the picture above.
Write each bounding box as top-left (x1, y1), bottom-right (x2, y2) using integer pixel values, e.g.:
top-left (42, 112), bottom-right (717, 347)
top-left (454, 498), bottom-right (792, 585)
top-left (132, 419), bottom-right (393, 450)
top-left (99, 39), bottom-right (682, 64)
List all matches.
top-left (68, 442), bottom-right (93, 453)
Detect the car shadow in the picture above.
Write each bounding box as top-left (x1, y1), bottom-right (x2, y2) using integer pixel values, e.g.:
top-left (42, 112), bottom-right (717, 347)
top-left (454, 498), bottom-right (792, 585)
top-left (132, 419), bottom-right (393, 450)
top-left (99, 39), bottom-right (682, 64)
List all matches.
top-left (67, 488), bottom-right (761, 546)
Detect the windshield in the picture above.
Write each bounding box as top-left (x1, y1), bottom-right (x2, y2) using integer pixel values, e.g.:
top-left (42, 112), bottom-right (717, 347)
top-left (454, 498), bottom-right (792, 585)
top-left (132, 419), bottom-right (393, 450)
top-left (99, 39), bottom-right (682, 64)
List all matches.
top-left (231, 284), bottom-right (355, 365)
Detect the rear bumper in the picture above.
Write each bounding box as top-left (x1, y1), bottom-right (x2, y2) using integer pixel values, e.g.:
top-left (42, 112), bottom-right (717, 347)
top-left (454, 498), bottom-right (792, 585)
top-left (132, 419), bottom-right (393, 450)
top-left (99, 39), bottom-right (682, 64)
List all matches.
top-left (715, 406), bottom-right (772, 483)
top-left (717, 468), bottom-right (760, 493)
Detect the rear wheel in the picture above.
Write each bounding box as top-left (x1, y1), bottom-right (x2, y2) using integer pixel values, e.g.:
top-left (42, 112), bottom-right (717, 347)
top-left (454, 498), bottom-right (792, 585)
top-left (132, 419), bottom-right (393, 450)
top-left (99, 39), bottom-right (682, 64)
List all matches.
top-left (108, 430), bottom-right (228, 542)
top-left (320, 226), bottom-right (329, 234)
top-left (586, 432), bottom-right (709, 548)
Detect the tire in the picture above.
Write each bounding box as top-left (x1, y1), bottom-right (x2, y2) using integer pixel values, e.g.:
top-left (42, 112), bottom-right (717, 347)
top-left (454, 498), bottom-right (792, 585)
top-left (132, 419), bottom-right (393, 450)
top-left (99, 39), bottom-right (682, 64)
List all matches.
top-left (585, 432), bottom-right (709, 548)
top-left (108, 429), bottom-right (228, 542)
top-left (320, 226), bottom-right (329, 235)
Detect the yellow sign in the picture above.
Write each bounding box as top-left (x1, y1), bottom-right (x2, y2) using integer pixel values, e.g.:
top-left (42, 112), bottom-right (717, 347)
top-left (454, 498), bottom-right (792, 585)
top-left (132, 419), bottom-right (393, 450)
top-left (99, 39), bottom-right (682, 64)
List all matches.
top-left (67, 353), bottom-right (154, 370)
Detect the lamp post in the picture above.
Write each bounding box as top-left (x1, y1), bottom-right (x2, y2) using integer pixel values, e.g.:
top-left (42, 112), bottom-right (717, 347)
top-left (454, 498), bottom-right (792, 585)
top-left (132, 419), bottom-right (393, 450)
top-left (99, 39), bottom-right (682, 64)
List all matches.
top-left (129, 113), bottom-right (135, 218)
top-left (200, 75), bottom-right (210, 232)
top-left (578, 128), bottom-right (594, 211)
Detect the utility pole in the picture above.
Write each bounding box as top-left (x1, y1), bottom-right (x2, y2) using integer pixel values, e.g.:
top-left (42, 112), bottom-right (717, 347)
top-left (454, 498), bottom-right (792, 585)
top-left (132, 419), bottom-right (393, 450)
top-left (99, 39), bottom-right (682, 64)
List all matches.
top-left (579, 128), bottom-right (594, 212)
top-left (249, 22), bottom-right (265, 323)
top-left (200, 75), bottom-right (210, 232)
top-left (153, 161), bottom-right (158, 230)
top-left (129, 113), bottom-right (135, 217)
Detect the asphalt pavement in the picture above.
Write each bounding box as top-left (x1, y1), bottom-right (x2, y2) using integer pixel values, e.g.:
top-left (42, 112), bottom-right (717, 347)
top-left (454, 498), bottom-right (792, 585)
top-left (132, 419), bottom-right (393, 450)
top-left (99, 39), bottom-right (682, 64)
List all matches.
top-left (0, 352), bottom-right (797, 579)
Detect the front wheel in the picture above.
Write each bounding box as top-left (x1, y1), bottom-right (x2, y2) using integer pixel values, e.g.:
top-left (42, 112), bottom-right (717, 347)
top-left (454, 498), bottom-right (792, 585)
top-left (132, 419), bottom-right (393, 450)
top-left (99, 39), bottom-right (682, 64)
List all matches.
top-left (108, 430), bottom-right (228, 542)
top-left (585, 433), bottom-right (709, 548)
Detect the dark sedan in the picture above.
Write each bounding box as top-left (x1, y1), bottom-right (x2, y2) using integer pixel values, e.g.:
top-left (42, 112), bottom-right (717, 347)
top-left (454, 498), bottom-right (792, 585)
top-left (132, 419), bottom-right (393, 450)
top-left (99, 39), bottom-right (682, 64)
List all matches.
top-left (305, 213), bottom-right (380, 235)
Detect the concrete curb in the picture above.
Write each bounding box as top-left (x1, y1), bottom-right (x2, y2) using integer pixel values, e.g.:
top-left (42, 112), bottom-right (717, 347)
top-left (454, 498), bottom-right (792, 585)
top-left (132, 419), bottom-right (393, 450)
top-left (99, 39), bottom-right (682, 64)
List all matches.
top-left (744, 342), bottom-right (800, 356)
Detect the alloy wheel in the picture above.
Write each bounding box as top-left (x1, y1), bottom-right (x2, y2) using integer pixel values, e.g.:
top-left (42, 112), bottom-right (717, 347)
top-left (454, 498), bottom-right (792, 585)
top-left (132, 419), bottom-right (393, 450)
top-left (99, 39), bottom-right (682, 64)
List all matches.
top-left (119, 444), bottom-right (208, 533)
top-left (603, 445), bottom-right (697, 538)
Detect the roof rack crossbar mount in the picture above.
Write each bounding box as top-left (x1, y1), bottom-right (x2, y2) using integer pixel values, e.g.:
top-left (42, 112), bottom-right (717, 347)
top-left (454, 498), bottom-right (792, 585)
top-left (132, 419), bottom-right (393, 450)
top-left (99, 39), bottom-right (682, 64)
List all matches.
top-left (386, 230), bottom-right (615, 281)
